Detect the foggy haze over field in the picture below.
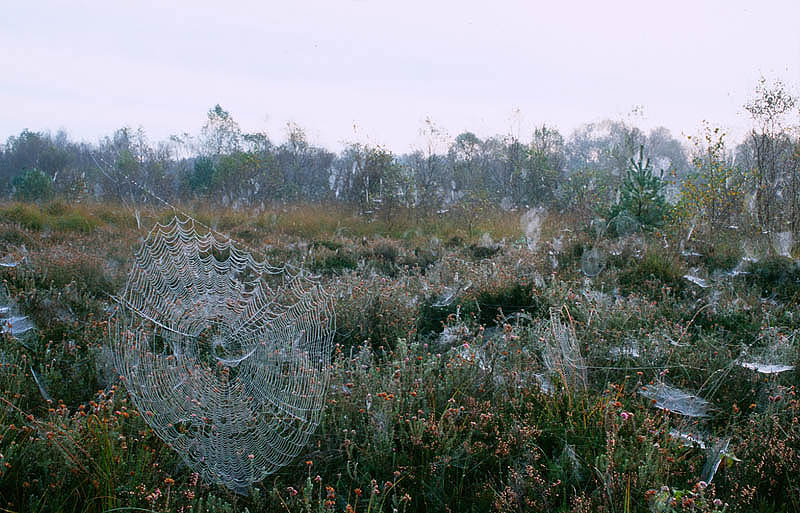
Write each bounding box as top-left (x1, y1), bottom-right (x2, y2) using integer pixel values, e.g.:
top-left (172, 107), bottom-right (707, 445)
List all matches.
top-left (2, 0), bottom-right (799, 151)
top-left (5, 4), bottom-right (800, 510)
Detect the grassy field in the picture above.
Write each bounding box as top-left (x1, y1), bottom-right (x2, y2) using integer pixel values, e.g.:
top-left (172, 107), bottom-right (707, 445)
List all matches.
top-left (0, 200), bottom-right (798, 512)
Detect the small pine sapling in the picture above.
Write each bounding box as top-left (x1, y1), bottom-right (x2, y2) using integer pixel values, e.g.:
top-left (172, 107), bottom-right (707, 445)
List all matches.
top-left (610, 145), bottom-right (669, 230)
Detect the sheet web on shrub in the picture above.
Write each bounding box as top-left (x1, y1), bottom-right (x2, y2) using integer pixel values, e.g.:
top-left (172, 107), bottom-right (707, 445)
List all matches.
top-left (110, 216), bottom-right (334, 494)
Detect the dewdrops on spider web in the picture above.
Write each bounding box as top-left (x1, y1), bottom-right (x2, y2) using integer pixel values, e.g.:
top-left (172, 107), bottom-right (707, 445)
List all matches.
top-left (110, 216), bottom-right (334, 494)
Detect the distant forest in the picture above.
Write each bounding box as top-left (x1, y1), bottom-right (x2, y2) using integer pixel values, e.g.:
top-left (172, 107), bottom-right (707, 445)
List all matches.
top-left (1, 79), bottom-right (798, 235)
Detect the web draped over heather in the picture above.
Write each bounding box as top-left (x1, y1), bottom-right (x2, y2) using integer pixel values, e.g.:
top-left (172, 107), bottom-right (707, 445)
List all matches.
top-left (111, 217), bottom-right (334, 493)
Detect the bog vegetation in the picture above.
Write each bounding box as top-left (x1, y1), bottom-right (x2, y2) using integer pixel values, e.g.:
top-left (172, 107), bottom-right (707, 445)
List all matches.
top-left (0, 79), bottom-right (798, 512)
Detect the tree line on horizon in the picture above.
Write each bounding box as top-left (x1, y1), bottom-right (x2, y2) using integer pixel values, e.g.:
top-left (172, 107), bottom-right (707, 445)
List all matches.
top-left (1, 78), bottom-right (798, 237)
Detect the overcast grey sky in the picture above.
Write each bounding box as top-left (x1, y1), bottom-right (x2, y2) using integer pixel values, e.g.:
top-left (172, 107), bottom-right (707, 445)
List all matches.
top-left (2, 0), bottom-right (799, 152)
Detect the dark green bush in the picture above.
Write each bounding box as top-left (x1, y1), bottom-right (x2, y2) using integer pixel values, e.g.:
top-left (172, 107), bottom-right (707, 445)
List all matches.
top-left (50, 211), bottom-right (99, 233)
top-left (313, 253), bottom-right (357, 274)
top-left (468, 244), bottom-right (501, 260)
top-left (465, 282), bottom-right (545, 326)
top-left (692, 308), bottom-right (761, 347)
top-left (557, 240), bottom-right (589, 272)
top-left (445, 235), bottom-right (465, 247)
top-left (312, 240), bottom-right (343, 251)
top-left (372, 242), bottom-right (399, 264)
top-left (701, 239), bottom-right (742, 272)
top-left (617, 248), bottom-right (685, 298)
top-left (12, 169), bottom-right (54, 202)
top-left (745, 256), bottom-right (800, 300)
top-left (369, 242), bottom-right (400, 275)
top-left (417, 282), bottom-right (544, 336)
top-left (401, 247), bottom-right (438, 273)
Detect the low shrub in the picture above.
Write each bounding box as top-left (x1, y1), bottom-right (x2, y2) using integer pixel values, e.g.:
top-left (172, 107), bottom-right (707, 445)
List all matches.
top-left (313, 253), bottom-right (357, 274)
top-left (701, 238), bottom-right (742, 273)
top-left (312, 239), bottom-right (343, 251)
top-left (1, 203), bottom-right (45, 230)
top-left (468, 243), bottom-right (502, 260)
top-left (745, 256), bottom-right (800, 301)
top-left (722, 402), bottom-right (800, 512)
top-left (618, 247), bottom-right (685, 298)
top-left (28, 250), bottom-right (115, 297)
top-left (50, 210), bottom-right (100, 233)
top-left (0, 200), bottom-right (796, 512)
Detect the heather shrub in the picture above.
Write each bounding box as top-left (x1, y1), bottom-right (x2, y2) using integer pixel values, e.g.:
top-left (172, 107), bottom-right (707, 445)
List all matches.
top-left (617, 247), bottom-right (685, 298)
top-left (746, 256), bottom-right (800, 300)
top-left (0, 201), bottom-right (796, 512)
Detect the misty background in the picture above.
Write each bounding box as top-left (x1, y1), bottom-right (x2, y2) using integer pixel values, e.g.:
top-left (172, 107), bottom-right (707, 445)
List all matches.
top-left (2, 1), bottom-right (799, 150)
top-left (1, 1), bottom-right (799, 236)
